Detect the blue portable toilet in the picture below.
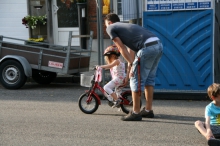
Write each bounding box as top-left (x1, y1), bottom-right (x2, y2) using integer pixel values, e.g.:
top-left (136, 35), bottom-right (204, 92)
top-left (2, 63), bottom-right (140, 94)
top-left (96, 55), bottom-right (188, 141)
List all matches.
top-left (143, 0), bottom-right (220, 93)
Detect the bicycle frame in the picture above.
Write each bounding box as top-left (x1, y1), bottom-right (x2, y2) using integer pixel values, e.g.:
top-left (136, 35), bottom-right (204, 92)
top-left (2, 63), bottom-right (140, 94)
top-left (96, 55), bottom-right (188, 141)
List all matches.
top-left (85, 70), bottom-right (104, 105)
top-left (79, 69), bottom-right (140, 114)
top-left (85, 69), bottom-right (131, 106)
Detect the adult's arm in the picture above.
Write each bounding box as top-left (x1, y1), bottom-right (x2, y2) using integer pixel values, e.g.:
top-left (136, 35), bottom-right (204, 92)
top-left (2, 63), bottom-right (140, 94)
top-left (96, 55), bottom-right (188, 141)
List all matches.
top-left (112, 37), bottom-right (133, 65)
top-left (127, 48), bottom-right (135, 61)
top-left (113, 37), bottom-right (134, 86)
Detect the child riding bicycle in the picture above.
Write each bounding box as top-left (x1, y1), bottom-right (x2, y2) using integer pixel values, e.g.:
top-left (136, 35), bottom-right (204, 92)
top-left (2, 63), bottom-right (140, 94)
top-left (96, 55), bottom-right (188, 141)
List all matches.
top-left (96, 45), bottom-right (126, 108)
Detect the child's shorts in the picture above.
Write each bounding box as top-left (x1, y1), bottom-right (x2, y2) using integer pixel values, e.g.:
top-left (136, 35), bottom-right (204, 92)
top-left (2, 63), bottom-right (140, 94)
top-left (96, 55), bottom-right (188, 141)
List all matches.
top-left (203, 122), bottom-right (220, 136)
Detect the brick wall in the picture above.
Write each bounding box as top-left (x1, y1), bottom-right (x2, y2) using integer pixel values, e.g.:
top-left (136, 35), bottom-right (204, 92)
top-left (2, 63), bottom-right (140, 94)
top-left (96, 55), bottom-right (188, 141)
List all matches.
top-left (87, 0), bottom-right (109, 39)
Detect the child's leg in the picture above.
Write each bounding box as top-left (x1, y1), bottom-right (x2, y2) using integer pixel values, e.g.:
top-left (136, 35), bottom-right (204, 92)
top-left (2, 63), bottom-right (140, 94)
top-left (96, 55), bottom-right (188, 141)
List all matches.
top-left (115, 86), bottom-right (123, 98)
top-left (195, 120), bottom-right (208, 139)
top-left (111, 87), bottom-right (123, 108)
top-left (104, 80), bottom-right (118, 101)
top-left (111, 93), bottom-right (118, 101)
top-left (210, 125), bottom-right (220, 139)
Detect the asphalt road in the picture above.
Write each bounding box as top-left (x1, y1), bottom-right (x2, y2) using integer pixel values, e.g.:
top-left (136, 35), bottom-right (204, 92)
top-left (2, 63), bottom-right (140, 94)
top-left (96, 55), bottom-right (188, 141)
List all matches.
top-left (0, 82), bottom-right (210, 146)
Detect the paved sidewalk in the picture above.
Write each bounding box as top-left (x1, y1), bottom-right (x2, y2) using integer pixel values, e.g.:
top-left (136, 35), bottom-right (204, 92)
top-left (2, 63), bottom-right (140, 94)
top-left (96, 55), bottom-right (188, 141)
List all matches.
top-left (0, 83), bottom-right (211, 146)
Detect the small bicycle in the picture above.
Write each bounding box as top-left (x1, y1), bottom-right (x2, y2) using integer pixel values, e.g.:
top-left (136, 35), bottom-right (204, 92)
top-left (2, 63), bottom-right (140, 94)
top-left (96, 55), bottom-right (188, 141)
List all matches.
top-left (78, 68), bottom-right (142, 114)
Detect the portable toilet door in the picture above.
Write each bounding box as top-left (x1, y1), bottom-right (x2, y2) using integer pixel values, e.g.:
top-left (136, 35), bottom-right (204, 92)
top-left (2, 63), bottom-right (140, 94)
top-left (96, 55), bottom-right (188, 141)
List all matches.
top-left (143, 0), bottom-right (219, 92)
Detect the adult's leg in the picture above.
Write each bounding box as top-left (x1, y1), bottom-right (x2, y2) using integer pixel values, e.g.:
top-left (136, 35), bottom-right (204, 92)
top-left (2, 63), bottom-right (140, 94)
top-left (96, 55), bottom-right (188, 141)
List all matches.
top-left (142, 42), bottom-right (163, 111)
top-left (121, 90), bottom-right (142, 121)
top-left (132, 91), bottom-right (141, 113)
top-left (144, 85), bottom-right (154, 110)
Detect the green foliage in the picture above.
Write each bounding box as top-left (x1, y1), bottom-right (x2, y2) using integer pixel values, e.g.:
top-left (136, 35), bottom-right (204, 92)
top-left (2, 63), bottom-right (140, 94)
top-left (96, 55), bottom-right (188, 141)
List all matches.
top-left (22, 15), bottom-right (47, 29)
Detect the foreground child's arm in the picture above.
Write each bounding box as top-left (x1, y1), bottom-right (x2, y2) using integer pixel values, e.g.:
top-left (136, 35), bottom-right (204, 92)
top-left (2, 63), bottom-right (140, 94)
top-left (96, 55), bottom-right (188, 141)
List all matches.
top-left (97, 59), bottom-right (120, 69)
top-left (205, 116), bottom-right (215, 139)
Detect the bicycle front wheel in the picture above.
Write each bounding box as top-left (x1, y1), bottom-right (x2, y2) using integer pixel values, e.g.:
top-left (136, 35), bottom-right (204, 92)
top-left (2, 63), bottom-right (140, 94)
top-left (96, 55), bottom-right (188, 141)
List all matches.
top-left (78, 92), bottom-right (99, 114)
top-left (120, 91), bottom-right (142, 114)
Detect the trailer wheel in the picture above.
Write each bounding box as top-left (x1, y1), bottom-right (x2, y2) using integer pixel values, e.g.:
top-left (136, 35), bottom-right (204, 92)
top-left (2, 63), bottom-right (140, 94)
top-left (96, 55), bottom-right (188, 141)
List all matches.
top-left (0, 60), bottom-right (27, 89)
top-left (32, 69), bottom-right (57, 84)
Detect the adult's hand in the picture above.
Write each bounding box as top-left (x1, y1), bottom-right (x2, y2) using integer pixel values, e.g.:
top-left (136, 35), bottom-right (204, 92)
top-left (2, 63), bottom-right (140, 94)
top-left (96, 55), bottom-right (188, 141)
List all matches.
top-left (120, 77), bottom-right (129, 87)
top-left (128, 66), bottom-right (134, 78)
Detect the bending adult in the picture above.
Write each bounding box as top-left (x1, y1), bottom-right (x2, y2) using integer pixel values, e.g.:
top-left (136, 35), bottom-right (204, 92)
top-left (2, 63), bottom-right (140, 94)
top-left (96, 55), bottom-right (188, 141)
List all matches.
top-left (104, 13), bottom-right (163, 121)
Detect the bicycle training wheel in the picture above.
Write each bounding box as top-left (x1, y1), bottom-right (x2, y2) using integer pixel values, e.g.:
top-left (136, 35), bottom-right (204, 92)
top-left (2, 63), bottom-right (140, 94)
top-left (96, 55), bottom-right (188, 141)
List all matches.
top-left (120, 91), bottom-right (142, 114)
top-left (78, 92), bottom-right (99, 114)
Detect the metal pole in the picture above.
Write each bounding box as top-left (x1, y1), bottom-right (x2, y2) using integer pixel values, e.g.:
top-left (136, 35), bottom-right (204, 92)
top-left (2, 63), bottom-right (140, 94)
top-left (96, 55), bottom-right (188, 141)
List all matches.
top-left (65, 31), bottom-right (72, 73)
top-left (136, 0), bottom-right (140, 25)
top-left (98, 0), bottom-right (105, 84)
top-left (110, 0), bottom-right (113, 13)
top-left (96, 0), bottom-right (101, 65)
top-left (46, 0), bottom-right (54, 44)
top-left (110, 0), bottom-right (114, 45)
top-left (98, 0), bottom-right (104, 65)
top-left (77, 3), bottom-right (87, 49)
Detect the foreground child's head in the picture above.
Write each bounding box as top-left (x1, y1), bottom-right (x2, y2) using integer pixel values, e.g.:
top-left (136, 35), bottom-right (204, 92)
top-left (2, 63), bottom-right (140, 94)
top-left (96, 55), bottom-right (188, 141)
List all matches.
top-left (207, 83), bottom-right (220, 100)
top-left (103, 45), bottom-right (120, 64)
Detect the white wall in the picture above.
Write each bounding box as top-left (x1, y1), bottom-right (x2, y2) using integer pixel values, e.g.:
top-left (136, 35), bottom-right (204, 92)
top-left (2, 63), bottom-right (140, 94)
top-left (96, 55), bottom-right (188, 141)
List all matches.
top-left (0, 0), bottom-right (29, 42)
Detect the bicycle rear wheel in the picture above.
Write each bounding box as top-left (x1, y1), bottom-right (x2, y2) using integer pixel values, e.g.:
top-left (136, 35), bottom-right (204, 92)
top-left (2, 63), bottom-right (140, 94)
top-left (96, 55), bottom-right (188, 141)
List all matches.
top-left (120, 91), bottom-right (142, 114)
top-left (78, 92), bottom-right (99, 114)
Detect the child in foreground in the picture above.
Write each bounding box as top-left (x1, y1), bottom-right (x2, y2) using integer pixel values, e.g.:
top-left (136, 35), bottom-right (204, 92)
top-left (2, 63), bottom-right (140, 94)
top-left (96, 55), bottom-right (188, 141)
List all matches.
top-left (96, 45), bottom-right (126, 108)
top-left (195, 83), bottom-right (220, 146)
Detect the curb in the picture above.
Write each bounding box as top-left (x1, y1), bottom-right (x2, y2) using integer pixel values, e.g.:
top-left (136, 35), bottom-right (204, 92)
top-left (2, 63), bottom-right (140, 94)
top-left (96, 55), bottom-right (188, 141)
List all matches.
top-left (27, 75), bottom-right (80, 84)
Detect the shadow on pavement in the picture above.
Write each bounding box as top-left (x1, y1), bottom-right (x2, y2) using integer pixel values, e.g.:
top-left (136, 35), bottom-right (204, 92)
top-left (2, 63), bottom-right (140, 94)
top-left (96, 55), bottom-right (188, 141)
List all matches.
top-left (155, 114), bottom-right (204, 122)
top-left (22, 83), bottom-right (81, 89)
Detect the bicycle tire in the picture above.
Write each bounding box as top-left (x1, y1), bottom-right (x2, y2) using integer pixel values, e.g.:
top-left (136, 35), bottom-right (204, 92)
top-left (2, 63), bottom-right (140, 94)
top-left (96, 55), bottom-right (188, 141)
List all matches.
top-left (78, 92), bottom-right (99, 114)
top-left (120, 91), bottom-right (142, 114)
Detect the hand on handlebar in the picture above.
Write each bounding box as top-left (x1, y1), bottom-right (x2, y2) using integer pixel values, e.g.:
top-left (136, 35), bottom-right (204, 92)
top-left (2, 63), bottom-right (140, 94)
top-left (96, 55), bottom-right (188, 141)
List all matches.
top-left (95, 65), bottom-right (102, 70)
top-left (93, 65), bottom-right (100, 70)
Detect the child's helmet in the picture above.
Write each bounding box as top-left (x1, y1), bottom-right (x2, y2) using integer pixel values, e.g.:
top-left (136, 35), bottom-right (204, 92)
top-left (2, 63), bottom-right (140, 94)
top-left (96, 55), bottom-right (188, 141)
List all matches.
top-left (103, 45), bottom-right (120, 56)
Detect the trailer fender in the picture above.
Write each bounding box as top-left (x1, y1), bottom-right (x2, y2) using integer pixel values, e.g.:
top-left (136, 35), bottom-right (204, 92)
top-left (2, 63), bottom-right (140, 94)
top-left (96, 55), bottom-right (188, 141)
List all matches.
top-left (0, 55), bottom-right (32, 77)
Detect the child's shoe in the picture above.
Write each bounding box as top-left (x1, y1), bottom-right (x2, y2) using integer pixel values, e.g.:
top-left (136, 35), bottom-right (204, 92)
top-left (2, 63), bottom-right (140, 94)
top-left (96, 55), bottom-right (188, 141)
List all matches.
top-left (112, 98), bottom-right (122, 108)
top-left (208, 138), bottom-right (220, 146)
top-left (108, 101), bottom-right (114, 107)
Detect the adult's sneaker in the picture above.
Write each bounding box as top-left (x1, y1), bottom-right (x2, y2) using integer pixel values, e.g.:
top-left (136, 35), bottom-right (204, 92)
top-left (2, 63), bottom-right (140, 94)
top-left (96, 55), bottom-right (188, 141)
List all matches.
top-left (121, 111), bottom-right (142, 121)
top-left (140, 107), bottom-right (154, 118)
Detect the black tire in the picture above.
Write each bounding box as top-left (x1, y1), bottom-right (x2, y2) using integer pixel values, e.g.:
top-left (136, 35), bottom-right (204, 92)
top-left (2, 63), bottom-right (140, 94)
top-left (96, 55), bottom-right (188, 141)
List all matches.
top-left (32, 69), bottom-right (57, 84)
top-left (120, 91), bottom-right (142, 114)
top-left (78, 92), bottom-right (99, 114)
top-left (0, 60), bottom-right (27, 89)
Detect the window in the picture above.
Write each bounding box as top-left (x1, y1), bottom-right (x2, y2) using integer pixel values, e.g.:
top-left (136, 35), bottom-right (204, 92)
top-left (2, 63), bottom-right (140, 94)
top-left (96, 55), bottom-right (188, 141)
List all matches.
top-left (113, 0), bottom-right (143, 22)
top-left (117, 0), bottom-right (122, 15)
